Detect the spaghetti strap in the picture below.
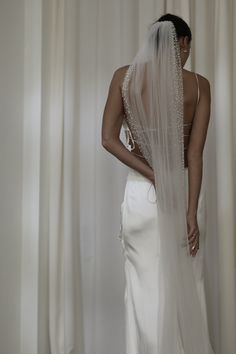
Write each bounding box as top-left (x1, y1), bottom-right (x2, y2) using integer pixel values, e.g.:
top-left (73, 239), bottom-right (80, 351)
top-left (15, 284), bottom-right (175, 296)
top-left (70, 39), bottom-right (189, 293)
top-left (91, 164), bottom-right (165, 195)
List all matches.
top-left (195, 72), bottom-right (200, 105)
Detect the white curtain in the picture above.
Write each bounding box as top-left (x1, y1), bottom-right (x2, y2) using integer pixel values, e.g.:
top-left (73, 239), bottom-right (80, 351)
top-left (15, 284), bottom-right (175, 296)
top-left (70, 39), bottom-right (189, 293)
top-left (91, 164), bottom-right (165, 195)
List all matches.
top-left (22, 1), bottom-right (83, 353)
top-left (21, 0), bottom-right (236, 353)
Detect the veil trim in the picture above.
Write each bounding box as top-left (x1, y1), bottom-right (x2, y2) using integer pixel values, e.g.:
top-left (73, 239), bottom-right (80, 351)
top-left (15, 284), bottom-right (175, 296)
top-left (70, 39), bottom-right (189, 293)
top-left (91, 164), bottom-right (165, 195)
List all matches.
top-left (121, 63), bottom-right (153, 168)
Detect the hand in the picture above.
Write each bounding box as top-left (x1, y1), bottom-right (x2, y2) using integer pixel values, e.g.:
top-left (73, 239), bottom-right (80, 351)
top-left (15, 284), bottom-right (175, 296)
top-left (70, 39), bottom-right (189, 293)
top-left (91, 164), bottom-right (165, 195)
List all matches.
top-left (186, 213), bottom-right (199, 257)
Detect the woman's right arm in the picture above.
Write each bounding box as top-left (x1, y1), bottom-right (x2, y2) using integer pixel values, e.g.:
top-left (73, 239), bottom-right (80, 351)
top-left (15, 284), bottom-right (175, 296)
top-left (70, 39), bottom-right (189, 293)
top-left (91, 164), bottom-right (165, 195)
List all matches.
top-left (187, 75), bottom-right (211, 254)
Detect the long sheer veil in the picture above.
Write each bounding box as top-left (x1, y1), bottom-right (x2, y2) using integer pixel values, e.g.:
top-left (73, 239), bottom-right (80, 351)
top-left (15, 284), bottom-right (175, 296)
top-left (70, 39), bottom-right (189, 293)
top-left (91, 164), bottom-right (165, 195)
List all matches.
top-left (122, 20), bottom-right (214, 354)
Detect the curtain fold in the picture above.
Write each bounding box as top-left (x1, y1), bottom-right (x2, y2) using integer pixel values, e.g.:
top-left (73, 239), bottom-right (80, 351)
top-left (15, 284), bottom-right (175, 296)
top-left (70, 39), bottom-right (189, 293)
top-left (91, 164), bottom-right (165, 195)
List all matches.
top-left (44, 0), bottom-right (84, 353)
top-left (213, 1), bottom-right (236, 352)
top-left (21, 0), bottom-right (42, 353)
top-left (21, 0), bottom-right (236, 353)
top-left (38, 0), bottom-right (83, 353)
top-left (47, 0), bottom-right (66, 351)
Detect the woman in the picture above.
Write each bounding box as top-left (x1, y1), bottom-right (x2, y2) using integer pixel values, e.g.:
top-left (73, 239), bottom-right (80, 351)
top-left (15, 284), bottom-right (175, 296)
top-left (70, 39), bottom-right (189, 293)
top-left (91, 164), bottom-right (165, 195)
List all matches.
top-left (102, 13), bottom-right (214, 354)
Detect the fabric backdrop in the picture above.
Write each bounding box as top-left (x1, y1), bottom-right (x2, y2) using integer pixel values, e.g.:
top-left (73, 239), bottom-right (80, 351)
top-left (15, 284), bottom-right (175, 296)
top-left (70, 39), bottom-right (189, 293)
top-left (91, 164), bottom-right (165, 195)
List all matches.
top-left (21, 0), bottom-right (236, 353)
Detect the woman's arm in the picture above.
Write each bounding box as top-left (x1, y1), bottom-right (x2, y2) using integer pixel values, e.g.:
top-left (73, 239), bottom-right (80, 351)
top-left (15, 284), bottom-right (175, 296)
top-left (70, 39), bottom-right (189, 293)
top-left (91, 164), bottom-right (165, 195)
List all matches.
top-left (187, 76), bottom-right (211, 217)
top-left (101, 67), bottom-right (154, 183)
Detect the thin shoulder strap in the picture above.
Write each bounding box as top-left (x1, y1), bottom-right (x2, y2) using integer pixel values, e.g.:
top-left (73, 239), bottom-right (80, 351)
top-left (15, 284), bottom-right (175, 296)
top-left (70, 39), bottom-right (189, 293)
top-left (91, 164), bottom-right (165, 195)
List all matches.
top-left (195, 73), bottom-right (200, 105)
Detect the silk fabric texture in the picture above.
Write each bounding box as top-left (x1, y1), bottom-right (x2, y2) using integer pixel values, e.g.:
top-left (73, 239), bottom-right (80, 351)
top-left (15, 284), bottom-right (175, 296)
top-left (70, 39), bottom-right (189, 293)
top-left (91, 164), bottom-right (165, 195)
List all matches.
top-left (118, 167), bottom-right (213, 353)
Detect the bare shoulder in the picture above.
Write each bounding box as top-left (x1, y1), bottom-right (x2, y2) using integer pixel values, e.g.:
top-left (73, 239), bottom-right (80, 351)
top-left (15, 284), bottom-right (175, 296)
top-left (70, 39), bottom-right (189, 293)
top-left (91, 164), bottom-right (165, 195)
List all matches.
top-left (184, 69), bottom-right (211, 97)
top-left (183, 68), bottom-right (208, 82)
top-left (196, 73), bottom-right (211, 101)
top-left (112, 65), bottom-right (130, 90)
top-left (187, 69), bottom-right (210, 86)
top-left (114, 64), bottom-right (130, 76)
top-left (195, 72), bottom-right (210, 89)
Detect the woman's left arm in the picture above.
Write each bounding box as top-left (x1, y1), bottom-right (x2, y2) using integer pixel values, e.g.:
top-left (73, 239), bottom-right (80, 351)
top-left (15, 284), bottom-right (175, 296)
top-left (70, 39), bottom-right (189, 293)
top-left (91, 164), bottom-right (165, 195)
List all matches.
top-left (101, 68), bottom-right (154, 183)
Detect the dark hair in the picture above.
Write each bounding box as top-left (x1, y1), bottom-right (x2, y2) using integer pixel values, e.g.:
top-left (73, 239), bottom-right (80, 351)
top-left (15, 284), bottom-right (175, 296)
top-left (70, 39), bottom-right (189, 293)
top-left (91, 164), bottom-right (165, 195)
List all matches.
top-left (154, 13), bottom-right (192, 42)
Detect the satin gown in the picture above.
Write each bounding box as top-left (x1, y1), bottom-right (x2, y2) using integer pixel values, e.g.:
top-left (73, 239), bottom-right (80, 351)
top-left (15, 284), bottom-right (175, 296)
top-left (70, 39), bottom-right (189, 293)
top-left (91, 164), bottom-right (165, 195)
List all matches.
top-left (117, 166), bottom-right (213, 354)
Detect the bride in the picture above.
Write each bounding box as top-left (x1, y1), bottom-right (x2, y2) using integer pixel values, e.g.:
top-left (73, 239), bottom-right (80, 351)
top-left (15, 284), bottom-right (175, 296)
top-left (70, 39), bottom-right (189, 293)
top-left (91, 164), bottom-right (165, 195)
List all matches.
top-left (101, 13), bottom-right (214, 354)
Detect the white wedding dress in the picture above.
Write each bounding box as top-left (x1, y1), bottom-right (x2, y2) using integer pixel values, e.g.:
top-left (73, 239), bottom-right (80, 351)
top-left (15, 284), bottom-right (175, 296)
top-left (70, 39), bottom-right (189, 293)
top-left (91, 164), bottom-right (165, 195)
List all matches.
top-left (117, 127), bottom-right (213, 354)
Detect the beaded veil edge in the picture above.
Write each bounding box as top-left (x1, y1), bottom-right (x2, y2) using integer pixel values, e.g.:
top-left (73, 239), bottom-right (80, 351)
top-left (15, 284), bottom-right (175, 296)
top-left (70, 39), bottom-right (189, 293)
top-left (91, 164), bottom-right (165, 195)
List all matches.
top-left (121, 22), bottom-right (185, 174)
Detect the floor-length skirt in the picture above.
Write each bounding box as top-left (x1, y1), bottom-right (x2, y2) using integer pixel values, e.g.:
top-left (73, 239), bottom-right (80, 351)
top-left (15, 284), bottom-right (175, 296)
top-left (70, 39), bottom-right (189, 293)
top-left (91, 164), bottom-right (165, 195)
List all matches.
top-left (118, 166), bottom-right (213, 354)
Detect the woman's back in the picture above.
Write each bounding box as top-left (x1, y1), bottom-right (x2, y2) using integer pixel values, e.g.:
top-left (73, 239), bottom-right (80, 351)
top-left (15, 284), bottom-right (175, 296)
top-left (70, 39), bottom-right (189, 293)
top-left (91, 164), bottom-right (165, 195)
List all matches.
top-left (119, 65), bottom-right (201, 168)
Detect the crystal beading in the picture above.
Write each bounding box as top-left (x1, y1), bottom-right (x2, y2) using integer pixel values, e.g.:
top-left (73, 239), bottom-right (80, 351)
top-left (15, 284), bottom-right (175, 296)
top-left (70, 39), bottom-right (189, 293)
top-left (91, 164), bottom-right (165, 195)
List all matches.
top-left (121, 22), bottom-right (185, 174)
top-left (121, 64), bottom-right (153, 167)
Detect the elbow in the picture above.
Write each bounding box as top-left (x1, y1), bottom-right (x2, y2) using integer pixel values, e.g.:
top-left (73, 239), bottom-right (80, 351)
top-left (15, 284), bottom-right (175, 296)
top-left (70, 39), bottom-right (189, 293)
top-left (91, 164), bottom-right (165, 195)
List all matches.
top-left (101, 134), bottom-right (120, 151)
top-left (101, 137), bottom-right (113, 150)
top-left (102, 139), bottom-right (109, 150)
